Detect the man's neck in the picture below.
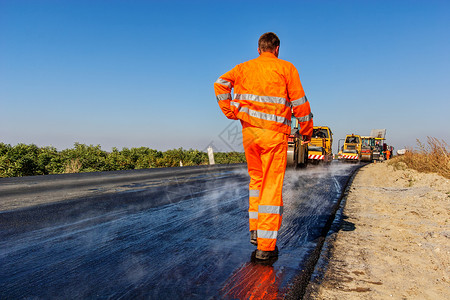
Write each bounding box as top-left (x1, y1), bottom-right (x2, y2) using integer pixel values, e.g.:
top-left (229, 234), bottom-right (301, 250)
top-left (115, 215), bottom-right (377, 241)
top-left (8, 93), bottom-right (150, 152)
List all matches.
top-left (260, 51), bottom-right (278, 58)
top-left (258, 47), bottom-right (279, 58)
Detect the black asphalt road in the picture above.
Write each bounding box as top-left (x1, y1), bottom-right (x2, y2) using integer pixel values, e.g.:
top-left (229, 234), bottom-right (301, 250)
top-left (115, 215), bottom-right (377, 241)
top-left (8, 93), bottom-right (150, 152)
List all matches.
top-left (0, 163), bottom-right (360, 299)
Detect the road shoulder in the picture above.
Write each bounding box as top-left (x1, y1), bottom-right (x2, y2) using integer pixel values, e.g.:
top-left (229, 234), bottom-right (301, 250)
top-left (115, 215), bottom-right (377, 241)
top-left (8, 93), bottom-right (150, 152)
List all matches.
top-left (306, 162), bottom-right (450, 299)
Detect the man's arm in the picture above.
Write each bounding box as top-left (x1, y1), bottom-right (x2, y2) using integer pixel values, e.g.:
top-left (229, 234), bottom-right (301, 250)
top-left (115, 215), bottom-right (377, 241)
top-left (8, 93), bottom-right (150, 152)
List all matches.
top-left (214, 68), bottom-right (238, 120)
top-left (287, 65), bottom-right (313, 137)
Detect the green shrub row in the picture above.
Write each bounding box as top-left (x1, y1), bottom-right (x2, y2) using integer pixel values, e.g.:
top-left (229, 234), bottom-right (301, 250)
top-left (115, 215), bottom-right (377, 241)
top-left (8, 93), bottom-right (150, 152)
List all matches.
top-left (0, 143), bottom-right (246, 178)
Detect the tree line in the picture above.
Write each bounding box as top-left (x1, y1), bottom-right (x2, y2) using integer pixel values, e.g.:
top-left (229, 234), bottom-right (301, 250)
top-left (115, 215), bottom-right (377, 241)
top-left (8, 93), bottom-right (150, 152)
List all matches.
top-left (0, 143), bottom-right (246, 178)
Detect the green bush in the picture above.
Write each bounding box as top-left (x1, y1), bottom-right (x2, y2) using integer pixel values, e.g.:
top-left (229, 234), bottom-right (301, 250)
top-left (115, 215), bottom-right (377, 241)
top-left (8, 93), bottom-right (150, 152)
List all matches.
top-left (0, 143), bottom-right (40, 177)
top-left (0, 143), bottom-right (246, 177)
top-left (214, 151), bottom-right (246, 164)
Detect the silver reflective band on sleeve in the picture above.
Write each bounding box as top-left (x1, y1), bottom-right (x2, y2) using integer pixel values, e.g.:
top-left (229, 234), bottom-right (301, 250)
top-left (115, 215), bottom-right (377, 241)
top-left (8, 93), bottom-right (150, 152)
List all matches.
top-left (215, 78), bottom-right (232, 88)
top-left (259, 205), bottom-right (283, 215)
top-left (291, 96), bottom-right (308, 107)
top-left (234, 94), bottom-right (289, 106)
top-left (249, 211), bottom-right (258, 219)
top-left (216, 93), bottom-right (231, 101)
top-left (257, 229), bottom-right (278, 240)
top-left (297, 112), bottom-right (313, 122)
top-left (233, 105), bottom-right (291, 126)
top-left (249, 189), bottom-right (260, 197)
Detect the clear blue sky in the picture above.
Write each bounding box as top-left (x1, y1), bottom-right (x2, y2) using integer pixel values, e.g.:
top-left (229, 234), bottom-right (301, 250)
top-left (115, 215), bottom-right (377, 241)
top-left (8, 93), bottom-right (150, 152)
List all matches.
top-left (1, 0), bottom-right (449, 153)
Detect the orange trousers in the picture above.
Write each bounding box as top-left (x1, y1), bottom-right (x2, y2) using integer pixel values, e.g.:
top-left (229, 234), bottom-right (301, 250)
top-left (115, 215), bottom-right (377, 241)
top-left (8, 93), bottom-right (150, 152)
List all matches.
top-left (242, 124), bottom-right (288, 251)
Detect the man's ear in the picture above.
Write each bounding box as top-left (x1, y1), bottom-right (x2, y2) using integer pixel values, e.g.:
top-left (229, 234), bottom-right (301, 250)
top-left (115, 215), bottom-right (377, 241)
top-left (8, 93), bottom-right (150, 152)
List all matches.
top-left (257, 48), bottom-right (261, 55)
top-left (274, 46), bottom-right (280, 57)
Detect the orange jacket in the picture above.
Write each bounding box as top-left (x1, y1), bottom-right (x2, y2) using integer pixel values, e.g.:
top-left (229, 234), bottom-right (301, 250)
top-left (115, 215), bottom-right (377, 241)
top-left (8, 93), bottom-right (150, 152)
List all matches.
top-left (214, 52), bottom-right (313, 136)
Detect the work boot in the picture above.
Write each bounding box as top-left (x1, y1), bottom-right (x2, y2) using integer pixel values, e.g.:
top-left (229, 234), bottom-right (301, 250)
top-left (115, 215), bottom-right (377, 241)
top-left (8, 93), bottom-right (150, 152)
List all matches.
top-left (255, 246), bottom-right (278, 260)
top-left (250, 230), bottom-right (257, 246)
top-left (251, 251), bottom-right (278, 266)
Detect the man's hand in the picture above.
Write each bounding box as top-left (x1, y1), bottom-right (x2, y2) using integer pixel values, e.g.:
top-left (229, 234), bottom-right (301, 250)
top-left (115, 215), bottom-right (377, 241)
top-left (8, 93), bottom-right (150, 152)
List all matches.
top-left (301, 135), bottom-right (311, 145)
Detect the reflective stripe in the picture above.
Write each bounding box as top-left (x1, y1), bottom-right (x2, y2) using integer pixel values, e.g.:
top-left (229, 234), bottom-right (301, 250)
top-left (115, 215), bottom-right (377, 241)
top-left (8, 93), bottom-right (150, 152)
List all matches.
top-left (291, 96), bottom-right (308, 107)
top-left (259, 205), bottom-right (283, 215)
top-left (249, 189), bottom-right (260, 197)
top-left (216, 93), bottom-right (231, 101)
top-left (215, 78), bottom-right (232, 88)
top-left (231, 102), bottom-right (291, 127)
top-left (297, 112), bottom-right (313, 122)
top-left (257, 229), bottom-right (278, 240)
top-left (234, 93), bottom-right (288, 106)
top-left (249, 211), bottom-right (258, 219)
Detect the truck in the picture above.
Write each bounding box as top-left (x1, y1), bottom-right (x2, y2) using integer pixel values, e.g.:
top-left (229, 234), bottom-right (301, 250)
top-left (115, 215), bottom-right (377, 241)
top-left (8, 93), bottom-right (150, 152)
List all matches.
top-left (338, 134), bottom-right (362, 162)
top-left (308, 126), bottom-right (333, 164)
top-left (287, 117), bottom-right (308, 168)
top-left (360, 136), bottom-right (375, 162)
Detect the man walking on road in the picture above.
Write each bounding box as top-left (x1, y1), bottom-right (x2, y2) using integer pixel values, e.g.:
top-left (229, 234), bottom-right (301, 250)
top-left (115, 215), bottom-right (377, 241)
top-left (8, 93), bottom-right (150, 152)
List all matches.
top-left (214, 32), bottom-right (313, 260)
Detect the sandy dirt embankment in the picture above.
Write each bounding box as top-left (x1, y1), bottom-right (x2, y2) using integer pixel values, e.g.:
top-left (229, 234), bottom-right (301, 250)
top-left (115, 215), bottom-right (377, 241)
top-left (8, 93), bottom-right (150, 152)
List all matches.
top-left (307, 162), bottom-right (449, 299)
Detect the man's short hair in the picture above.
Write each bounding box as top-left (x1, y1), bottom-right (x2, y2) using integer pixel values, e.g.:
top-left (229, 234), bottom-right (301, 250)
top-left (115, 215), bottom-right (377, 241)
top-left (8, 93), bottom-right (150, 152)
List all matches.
top-left (258, 32), bottom-right (280, 52)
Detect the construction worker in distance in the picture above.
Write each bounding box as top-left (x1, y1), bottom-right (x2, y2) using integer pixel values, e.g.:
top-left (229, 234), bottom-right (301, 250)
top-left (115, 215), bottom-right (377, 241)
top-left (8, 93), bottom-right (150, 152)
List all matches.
top-left (214, 32), bottom-right (313, 260)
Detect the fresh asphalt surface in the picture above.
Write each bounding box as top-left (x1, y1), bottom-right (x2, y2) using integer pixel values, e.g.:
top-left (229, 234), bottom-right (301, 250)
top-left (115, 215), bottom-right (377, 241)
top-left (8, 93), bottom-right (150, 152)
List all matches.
top-left (0, 162), bottom-right (360, 299)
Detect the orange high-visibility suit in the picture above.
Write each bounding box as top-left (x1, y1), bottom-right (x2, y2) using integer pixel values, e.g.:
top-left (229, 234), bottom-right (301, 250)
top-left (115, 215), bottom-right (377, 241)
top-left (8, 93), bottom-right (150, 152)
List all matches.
top-left (214, 52), bottom-right (313, 251)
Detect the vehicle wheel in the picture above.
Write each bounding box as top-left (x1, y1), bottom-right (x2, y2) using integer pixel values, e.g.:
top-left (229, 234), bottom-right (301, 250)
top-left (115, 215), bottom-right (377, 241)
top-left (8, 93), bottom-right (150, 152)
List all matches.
top-left (297, 148), bottom-right (308, 168)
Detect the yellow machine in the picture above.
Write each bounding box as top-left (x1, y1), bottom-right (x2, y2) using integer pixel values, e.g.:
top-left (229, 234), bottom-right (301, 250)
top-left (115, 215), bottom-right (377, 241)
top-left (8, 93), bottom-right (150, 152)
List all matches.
top-left (370, 129), bottom-right (387, 161)
top-left (373, 137), bottom-right (385, 161)
top-left (287, 118), bottom-right (308, 168)
top-left (308, 126), bottom-right (333, 164)
top-left (360, 136), bottom-right (375, 161)
top-left (338, 134), bottom-right (361, 162)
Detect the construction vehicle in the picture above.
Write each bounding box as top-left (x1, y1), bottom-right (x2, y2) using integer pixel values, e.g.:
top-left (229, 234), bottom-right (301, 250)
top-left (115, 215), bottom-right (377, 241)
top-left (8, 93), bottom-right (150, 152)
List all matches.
top-left (372, 138), bottom-right (385, 161)
top-left (308, 126), bottom-right (333, 164)
top-left (370, 129), bottom-right (386, 161)
top-left (287, 118), bottom-right (308, 168)
top-left (360, 136), bottom-right (375, 162)
top-left (338, 134), bottom-right (361, 162)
